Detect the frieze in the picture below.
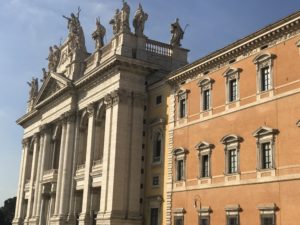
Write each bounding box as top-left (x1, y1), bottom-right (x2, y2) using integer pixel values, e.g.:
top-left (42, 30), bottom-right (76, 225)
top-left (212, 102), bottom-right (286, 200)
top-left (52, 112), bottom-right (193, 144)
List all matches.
top-left (169, 23), bottom-right (300, 85)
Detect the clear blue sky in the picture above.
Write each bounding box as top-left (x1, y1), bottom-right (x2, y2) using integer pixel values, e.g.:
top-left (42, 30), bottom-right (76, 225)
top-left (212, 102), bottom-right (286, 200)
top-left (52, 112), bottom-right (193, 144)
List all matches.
top-left (0, 0), bottom-right (300, 206)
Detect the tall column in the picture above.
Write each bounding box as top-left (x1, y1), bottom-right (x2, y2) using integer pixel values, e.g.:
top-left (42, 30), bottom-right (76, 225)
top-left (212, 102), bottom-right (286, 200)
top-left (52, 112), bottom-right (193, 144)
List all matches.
top-left (97, 89), bottom-right (143, 225)
top-left (79, 104), bottom-right (96, 225)
top-left (32, 124), bottom-right (52, 224)
top-left (67, 112), bottom-right (81, 224)
top-left (25, 134), bottom-right (40, 224)
top-left (13, 138), bottom-right (30, 225)
top-left (52, 117), bottom-right (67, 223)
top-left (57, 112), bottom-right (76, 224)
top-left (127, 93), bottom-right (144, 219)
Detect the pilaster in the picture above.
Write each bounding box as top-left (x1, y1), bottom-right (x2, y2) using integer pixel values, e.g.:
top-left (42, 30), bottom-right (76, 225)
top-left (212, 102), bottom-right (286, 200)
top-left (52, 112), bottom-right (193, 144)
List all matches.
top-left (78, 104), bottom-right (96, 225)
top-left (12, 138), bottom-right (30, 225)
top-left (25, 134), bottom-right (40, 223)
top-left (57, 111), bottom-right (76, 225)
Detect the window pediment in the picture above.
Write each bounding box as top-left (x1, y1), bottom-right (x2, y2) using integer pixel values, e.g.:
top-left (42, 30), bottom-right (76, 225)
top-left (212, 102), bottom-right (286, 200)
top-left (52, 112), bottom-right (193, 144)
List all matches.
top-left (223, 67), bottom-right (242, 78)
top-left (195, 141), bottom-right (214, 151)
top-left (220, 134), bottom-right (242, 144)
top-left (253, 52), bottom-right (276, 64)
top-left (172, 147), bottom-right (188, 156)
top-left (252, 126), bottom-right (278, 138)
top-left (198, 77), bottom-right (214, 88)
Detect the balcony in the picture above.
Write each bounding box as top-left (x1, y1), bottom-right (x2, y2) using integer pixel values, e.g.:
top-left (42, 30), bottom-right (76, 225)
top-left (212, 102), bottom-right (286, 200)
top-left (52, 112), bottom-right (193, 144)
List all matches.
top-left (42, 169), bottom-right (58, 183)
top-left (75, 164), bottom-right (85, 190)
top-left (91, 159), bottom-right (103, 187)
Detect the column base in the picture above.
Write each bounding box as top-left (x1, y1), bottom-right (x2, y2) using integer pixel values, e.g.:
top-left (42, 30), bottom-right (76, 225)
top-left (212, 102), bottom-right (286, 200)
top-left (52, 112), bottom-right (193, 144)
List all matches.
top-left (96, 212), bottom-right (142, 225)
top-left (78, 212), bottom-right (91, 225)
top-left (28, 217), bottom-right (39, 225)
top-left (50, 215), bottom-right (67, 225)
top-left (12, 218), bottom-right (24, 225)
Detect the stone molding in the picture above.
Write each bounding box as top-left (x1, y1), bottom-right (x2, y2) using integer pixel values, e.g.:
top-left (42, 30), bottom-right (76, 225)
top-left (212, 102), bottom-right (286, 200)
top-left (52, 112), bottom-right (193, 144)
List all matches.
top-left (168, 16), bottom-right (300, 84)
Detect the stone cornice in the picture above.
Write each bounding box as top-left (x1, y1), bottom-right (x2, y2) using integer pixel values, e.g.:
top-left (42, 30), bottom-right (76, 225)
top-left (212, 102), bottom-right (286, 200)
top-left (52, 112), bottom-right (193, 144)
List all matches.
top-left (168, 11), bottom-right (300, 84)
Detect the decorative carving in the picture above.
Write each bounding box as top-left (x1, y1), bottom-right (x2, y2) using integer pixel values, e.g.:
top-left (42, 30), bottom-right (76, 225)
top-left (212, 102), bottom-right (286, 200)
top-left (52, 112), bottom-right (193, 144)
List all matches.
top-left (47, 45), bottom-right (61, 72)
top-left (170, 18), bottom-right (185, 47)
top-left (22, 138), bottom-right (30, 148)
top-left (40, 123), bottom-right (51, 134)
top-left (87, 104), bottom-right (95, 117)
top-left (133, 4), bottom-right (148, 36)
top-left (63, 8), bottom-right (87, 53)
top-left (40, 68), bottom-right (49, 83)
top-left (104, 93), bottom-right (113, 108)
top-left (92, 17), bottom-right (106, 49)
top-left (110, 1), bottom-right (131, 35)
top-left (27, 77), bottom-right (39, 101)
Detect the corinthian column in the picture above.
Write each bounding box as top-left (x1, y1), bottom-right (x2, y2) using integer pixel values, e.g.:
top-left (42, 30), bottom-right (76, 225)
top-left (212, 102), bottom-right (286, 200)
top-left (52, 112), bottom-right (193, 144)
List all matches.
top-left (57, 111), bottom-right (76, 223)
top-left (79, 104), bottom-right (96, 225)
top-left (32, 124), bottom-right (51, 224)
top-left (25, 134), bottom-right (40, 223)
top-left (13, 138), bottom-right (30, 225)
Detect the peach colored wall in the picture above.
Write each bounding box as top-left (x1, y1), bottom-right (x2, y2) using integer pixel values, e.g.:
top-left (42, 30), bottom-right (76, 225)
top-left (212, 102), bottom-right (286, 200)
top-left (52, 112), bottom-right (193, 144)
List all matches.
top-left (171, 33), bottom-right (300, 225)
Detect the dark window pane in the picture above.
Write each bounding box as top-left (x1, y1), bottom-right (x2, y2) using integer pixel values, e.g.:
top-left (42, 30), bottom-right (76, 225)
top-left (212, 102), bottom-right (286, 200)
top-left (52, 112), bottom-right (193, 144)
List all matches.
top-left (150, 208), bottom-right (159, 225)
top-left (203, 90), bottom-right (210, 111)
top-left (229, 79), bottom-right (237, 102)
top-left (201, 155), bottom-right (209, 177)
top-left (261, 67), bottom-right (270, 91)
top-left (261, 143), bottom-right (272, 169)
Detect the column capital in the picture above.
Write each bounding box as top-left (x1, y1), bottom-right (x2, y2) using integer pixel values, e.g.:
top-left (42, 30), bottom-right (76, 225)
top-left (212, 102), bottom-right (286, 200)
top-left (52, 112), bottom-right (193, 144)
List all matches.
top-left (104, 89), bottom-right (129, 108)
top-left (39, 123), bottom-right (51, 134)
top-left (133, 92), bottom-right (146, 108)
top-left (87, 103), bottom-right (96, 117)
top-left (32, 133), bottom-right (40, 143)
top-left (22, 138), bottom-right (30, 148)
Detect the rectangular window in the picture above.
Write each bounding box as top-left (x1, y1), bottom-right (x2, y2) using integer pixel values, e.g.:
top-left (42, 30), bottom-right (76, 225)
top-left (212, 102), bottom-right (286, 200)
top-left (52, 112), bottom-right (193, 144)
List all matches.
top-left (156, 95), bottom-right (162, 105)
top-left (228, 149), bottom-right (237, 174)
top-left (153, 136), bottom-right (161, 163)
top-left (229, 79), bottom-right (237, 102)
top-left (227, 215), bottom-right (239, 225)
top-left (150, 208), bottom-right (159, 225)
top-left (201, 155), bottom-right (209, 177)
top-left (203, 90), bottom-right (210, 111)
top-left (152, 176), bottom-right (159, 187)
top-left (174, 216), bottom-right (184, 225)
top-left (199, 216), bottom-right (209, 225)
top-left (179, 98), bottom-right (186, 118)
top-left (261, 214), bottom-right (275, 225)
top-left (261, 67), bottom-right (270, 91)
top-left (261, 142), bottom-right (272, 169)
top-left (177, 159), bottom-right (184, 181)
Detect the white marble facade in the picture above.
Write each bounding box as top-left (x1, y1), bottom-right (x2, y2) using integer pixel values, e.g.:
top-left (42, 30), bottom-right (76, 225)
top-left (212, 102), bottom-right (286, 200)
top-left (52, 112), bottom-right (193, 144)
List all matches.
top-left (13, 3), bottom-right (188, 225)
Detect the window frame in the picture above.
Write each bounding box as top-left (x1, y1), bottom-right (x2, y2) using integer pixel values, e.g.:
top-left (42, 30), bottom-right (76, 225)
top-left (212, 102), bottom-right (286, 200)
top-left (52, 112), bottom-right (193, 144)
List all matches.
top-left (148, 196), bottom-right (163, 225)
top-left (152, 131), bottom-right (163, 164)
top-left (225, 205), bottom-right (241, 225)
top-left (221, 135), bottom-right (242, 175)
top-left (258, 203), bottom-right (277, 225)
top-left (195, 142), bottom-right (214, 179)
top-left (198, 206), bottom-right (211, 225)
top-left (198, 77), bottom-right (214, 112)
top-left (173, 208), bottom-right (186, 225)
top-left (223, 68), bottom-right (242, 103)
top-left (253, 53), bottom-right (276, 93)
top-left (177, 90), bottom-right (189, 119)
top-left (173, 148), bottom-right (188, 182)
top-left (253, 127), bottom-right (278, 171)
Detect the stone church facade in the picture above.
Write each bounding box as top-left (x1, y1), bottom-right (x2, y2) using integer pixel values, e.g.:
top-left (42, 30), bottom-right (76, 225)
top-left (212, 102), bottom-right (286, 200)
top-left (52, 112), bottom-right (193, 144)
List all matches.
top-left (13, 2), bottom-right (300, 225)
top-left (13, 2), bottom-right (187, 225)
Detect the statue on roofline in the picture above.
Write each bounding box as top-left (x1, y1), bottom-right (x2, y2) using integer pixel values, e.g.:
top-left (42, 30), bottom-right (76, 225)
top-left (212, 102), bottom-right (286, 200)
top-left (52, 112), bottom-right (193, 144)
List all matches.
top-left (92, 17), bottom-right (106, 49)
top-left (27, 77), bottom-right (39, 100)
top-left (47, 45), bottom-right (61, 72)
top-left (109, 1), bottom-right (131, 35)
top-left (63, 7), bottom-right (87, 53)
top-left (170, 18), bottom-right (186, 47)
top-left (133, 3), bottom-right (148, 36)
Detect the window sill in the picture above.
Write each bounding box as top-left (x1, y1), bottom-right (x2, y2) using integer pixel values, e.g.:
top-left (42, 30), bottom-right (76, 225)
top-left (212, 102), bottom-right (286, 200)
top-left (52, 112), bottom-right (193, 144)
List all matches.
top-left (224, 173), bottom-right (240, 182)
top-left (197, 177), bottom-right (212, 185)
top-left (257, 168), bottom-right (276, 178)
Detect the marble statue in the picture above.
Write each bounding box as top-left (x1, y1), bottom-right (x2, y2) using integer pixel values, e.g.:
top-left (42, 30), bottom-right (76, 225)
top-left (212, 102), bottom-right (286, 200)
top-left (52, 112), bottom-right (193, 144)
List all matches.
top-left (170, 18), bottom-right (184, 47)
top-left (133, 3), bottom-right (148, 36)
top-left (92, 17), bottom-right (106, 49)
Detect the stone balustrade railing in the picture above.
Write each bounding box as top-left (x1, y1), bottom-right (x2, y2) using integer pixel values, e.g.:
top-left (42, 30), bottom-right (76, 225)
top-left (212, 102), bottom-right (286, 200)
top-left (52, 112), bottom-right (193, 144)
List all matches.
top-left (146, 39), bottom-right (172, 56)
top-left (93, 159), bottom-right (103, 166)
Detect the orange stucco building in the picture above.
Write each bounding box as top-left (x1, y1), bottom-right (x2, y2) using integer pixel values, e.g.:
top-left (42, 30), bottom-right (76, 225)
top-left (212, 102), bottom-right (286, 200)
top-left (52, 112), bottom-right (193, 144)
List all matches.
top-left (166, 11), bottom-right (300, 225)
